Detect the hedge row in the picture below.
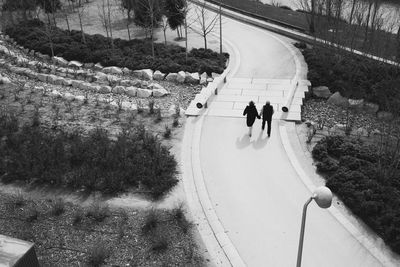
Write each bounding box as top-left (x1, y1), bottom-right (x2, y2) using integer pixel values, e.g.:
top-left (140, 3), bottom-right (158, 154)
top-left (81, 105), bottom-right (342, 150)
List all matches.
top-left (4, 19), bottom-right (229, 75)
top-left (300, 45), bottom-right (400, 114)
top-left (312, 135), bottom-right (400, 253)
top-left (0, 112), bottom-right (178, 199)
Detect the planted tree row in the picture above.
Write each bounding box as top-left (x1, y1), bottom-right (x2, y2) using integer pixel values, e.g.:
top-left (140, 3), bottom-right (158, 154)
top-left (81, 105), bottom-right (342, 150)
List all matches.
top-left (5, 19), bottom-right (228, 74)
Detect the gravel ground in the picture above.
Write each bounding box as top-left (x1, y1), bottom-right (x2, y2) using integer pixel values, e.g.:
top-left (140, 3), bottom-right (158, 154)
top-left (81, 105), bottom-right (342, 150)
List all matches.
top-left (0, 190), bottom-right (206, 266)
top-left (301, 98), bottom-right (400, 136)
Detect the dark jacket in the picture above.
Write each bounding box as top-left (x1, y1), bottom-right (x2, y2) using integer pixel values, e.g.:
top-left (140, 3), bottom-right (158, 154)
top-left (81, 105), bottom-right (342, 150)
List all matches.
top-left (243, 105), bottom-right (260, 127)
top-left (261, 104), bottom-right (274, 121)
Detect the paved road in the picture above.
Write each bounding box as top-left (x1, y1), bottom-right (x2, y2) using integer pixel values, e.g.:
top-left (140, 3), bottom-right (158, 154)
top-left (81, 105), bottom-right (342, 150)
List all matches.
top-left (198, 12), bottom-right (387, 267)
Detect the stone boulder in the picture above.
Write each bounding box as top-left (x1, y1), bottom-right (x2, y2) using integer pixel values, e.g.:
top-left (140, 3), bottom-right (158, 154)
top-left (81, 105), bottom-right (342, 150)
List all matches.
top-left (120, 80), bottom-right (132, 87)
top-left (107, 75), bottom-right (121, 85)
top-left (94, 72), bottom-right (109, 84)
top-left (137, 88), bottom-right (152, 98)
top-left (165, 73), bottom-right (178, 82)
top-left (153, 70), bottom-right (165, 81)
top-left (147, 83), bottom-right (164, 90)
top-left (211, 72), bottom-right (220, 79)
top-left (377, 111), bottom-right (393, 121)
top-left (122, 67), bottom-right (131, 75)
top-left (176, 71), bottom-right (186, 83)
top-left (327, 92), bottom-right (349, 108)
top-left (94, 63), bottom-right (103, 70)
top-left (153, 88), bottom-right (170, 97)
top-left (131, 79), bottom-right (142, 87)
top-left (99, 85), bottom-right (112, 94)
top-left (79, 82), bottom-right (93, 91)
top-left (83, 63), bottom-right (94, 68)
top-left (47, 74), bottom-right (59, 84)
top-left (312, 86), bottom-right (332, 99)
top-left (200, 72), bottom-right (208, 85)
top-left (112, 86), bottom-right (126, 94)
top-left (206, 77), bottom-right (214, 83)
top-left (363, 102), bottom-right (379, 114)
top-left (103, 66), bottom-right (123, 75)
top-left (62, 79), bottom-right (73, 86)
top-left (75, 95), bottom-right (86, 102)
top-left (141, 69), bottom-right (153, 80)
top-left (37, 73), bottom-right (48, 82)
top-left (63, 93), bottom-right (75, 102)
top-left (71, 80), bottom-right (84, 88)
top-left (53, 56), bottom-right (69, 67)
top-left (53, 77), bottom-right (66, 86)
top-left (50, 90), bottom-right (62, 98)
top-left (125, 86), bottom-right (137, 97)
top-left (348, 99), bottom-right (364, 110)
top-left (190, 72), bottom-right (200, 83)
top-left (68, 61), bottom-right (83, 68)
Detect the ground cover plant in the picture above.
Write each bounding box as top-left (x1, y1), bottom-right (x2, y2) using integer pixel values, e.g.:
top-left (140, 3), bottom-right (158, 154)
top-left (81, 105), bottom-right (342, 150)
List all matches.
top-left (4, 19), bottom-right (228, 75)
top-left (0, 192), bottom-right (204, 266)
top-left (300, 45), bottom-right (400, 114)
top-left (0, 109), bottom-right (178, 199)
top-left (312, 135), bottom-right (400, 253)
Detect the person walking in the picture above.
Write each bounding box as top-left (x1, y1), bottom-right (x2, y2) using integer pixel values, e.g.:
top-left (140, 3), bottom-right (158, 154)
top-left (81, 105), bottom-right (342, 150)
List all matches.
top-left (260, 101), bottom-right (274, 137)
top-left (243, 101), bottom-right (260, 137)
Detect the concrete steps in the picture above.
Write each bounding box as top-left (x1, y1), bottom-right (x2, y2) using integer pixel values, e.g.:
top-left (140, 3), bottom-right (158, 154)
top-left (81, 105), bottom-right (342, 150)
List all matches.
top-left (197, 78), bottom-right (309, 122)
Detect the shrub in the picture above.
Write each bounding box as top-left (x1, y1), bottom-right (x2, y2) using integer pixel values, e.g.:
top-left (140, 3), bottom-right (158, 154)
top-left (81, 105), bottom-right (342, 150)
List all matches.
top-left (50, 198), bottom-right (65, 216)
top-left (163, 125), bottom-right (171, 139)
top-left (72, 209), bottom-right (84, 226)
top-left (314, 135), bottom-right (400, 254)
top-left (312, 141), bottom-right (327, 161)
top-left (87, 241), bottom-right (111, 267)
top-left (0, 112), bottom-right (178, 198)
top-left (316, 157), bottom-right (338, 173)
top-left (150, 231), bottom-right (169, 253)
top-left (5, 21), bottom-right (229, 74)
top-left (142, 209), bottom-right (159, 234)
top-left (86, 202), bottom-right (110, 222)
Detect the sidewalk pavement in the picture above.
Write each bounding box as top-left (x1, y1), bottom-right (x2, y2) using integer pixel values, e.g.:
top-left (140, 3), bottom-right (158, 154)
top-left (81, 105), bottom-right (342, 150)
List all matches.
top-left (182, 2), bottom-right (400, 267)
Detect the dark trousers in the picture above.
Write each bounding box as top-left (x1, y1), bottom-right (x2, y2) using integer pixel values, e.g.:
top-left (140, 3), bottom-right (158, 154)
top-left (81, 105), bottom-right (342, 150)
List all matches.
top-left (262, 120), bottom-right (272, 135)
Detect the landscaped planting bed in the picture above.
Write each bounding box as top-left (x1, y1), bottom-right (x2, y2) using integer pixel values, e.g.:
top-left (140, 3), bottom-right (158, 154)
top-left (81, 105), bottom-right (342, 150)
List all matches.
top-left (312, 135), bottom-right (400, 253)
top-left (5, 19), bottom-right (229, 75)
top-left (0, 108), bottom-right (178, 198)
top-left (300, 45), bottom-right (400, 113)
top-left (0, 192), bottom-right (204, 266)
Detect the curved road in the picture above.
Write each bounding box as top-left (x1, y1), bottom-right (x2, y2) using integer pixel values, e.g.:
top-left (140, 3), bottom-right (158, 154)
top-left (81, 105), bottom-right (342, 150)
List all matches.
top-left (193, 6), bottom-right (392, 267)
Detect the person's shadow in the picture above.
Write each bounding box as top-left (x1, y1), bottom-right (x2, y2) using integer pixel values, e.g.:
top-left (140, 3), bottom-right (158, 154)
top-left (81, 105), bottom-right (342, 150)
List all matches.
top-left (252, 130), bottom-right (269, 150)
top-left (236, 133), bottom-right (251, 149)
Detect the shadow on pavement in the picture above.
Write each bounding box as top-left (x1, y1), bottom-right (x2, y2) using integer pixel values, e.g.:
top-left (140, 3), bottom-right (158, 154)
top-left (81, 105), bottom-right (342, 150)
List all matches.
top-left (235, 131), bottom-right (269, 149)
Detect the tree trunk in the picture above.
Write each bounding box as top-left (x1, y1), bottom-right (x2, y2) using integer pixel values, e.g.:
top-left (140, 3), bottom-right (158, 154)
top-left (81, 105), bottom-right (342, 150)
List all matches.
top-left (363, 1), bottom-right (373, 49)
top-left (78, 11), bottom-right (86, 44)
top-left (65, 14), bottom-right (70, 32)
top-left (107, 0), bottom-right (114, 49)
top-left (309, 0), bottom-right (315, 34)
top-left (349, 0), bottom-right (356, 25)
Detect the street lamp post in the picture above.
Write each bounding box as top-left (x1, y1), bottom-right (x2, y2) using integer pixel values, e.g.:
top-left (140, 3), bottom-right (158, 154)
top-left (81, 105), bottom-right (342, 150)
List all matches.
top-left (296, 186), bottom-right (333, 267)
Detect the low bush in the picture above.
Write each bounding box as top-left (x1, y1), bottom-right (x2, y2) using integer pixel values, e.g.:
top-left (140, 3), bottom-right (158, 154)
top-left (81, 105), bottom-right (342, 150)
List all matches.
top-left (5, 20), bottom-right (229, 75)
top-left (313, 135), bottom-right (400, 254)
top-left (87, 241), bottom-right (111, 267)
top-left (0, 114), bottom-right (178, 199)
top-left (302, 47), bottom-right (400, 114)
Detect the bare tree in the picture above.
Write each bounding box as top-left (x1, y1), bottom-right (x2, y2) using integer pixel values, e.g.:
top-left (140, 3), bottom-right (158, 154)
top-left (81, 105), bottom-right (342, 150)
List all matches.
top-left (118, 0), bottom-right (132, 40)
top-left (189, 1), bottom-right (219, 50)
top-left (98, 0), bottom-right (114, 48)
top-left (161, 15), bottom-right (169, 45)
top-left (76, 0), bottom-right (86, 43)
